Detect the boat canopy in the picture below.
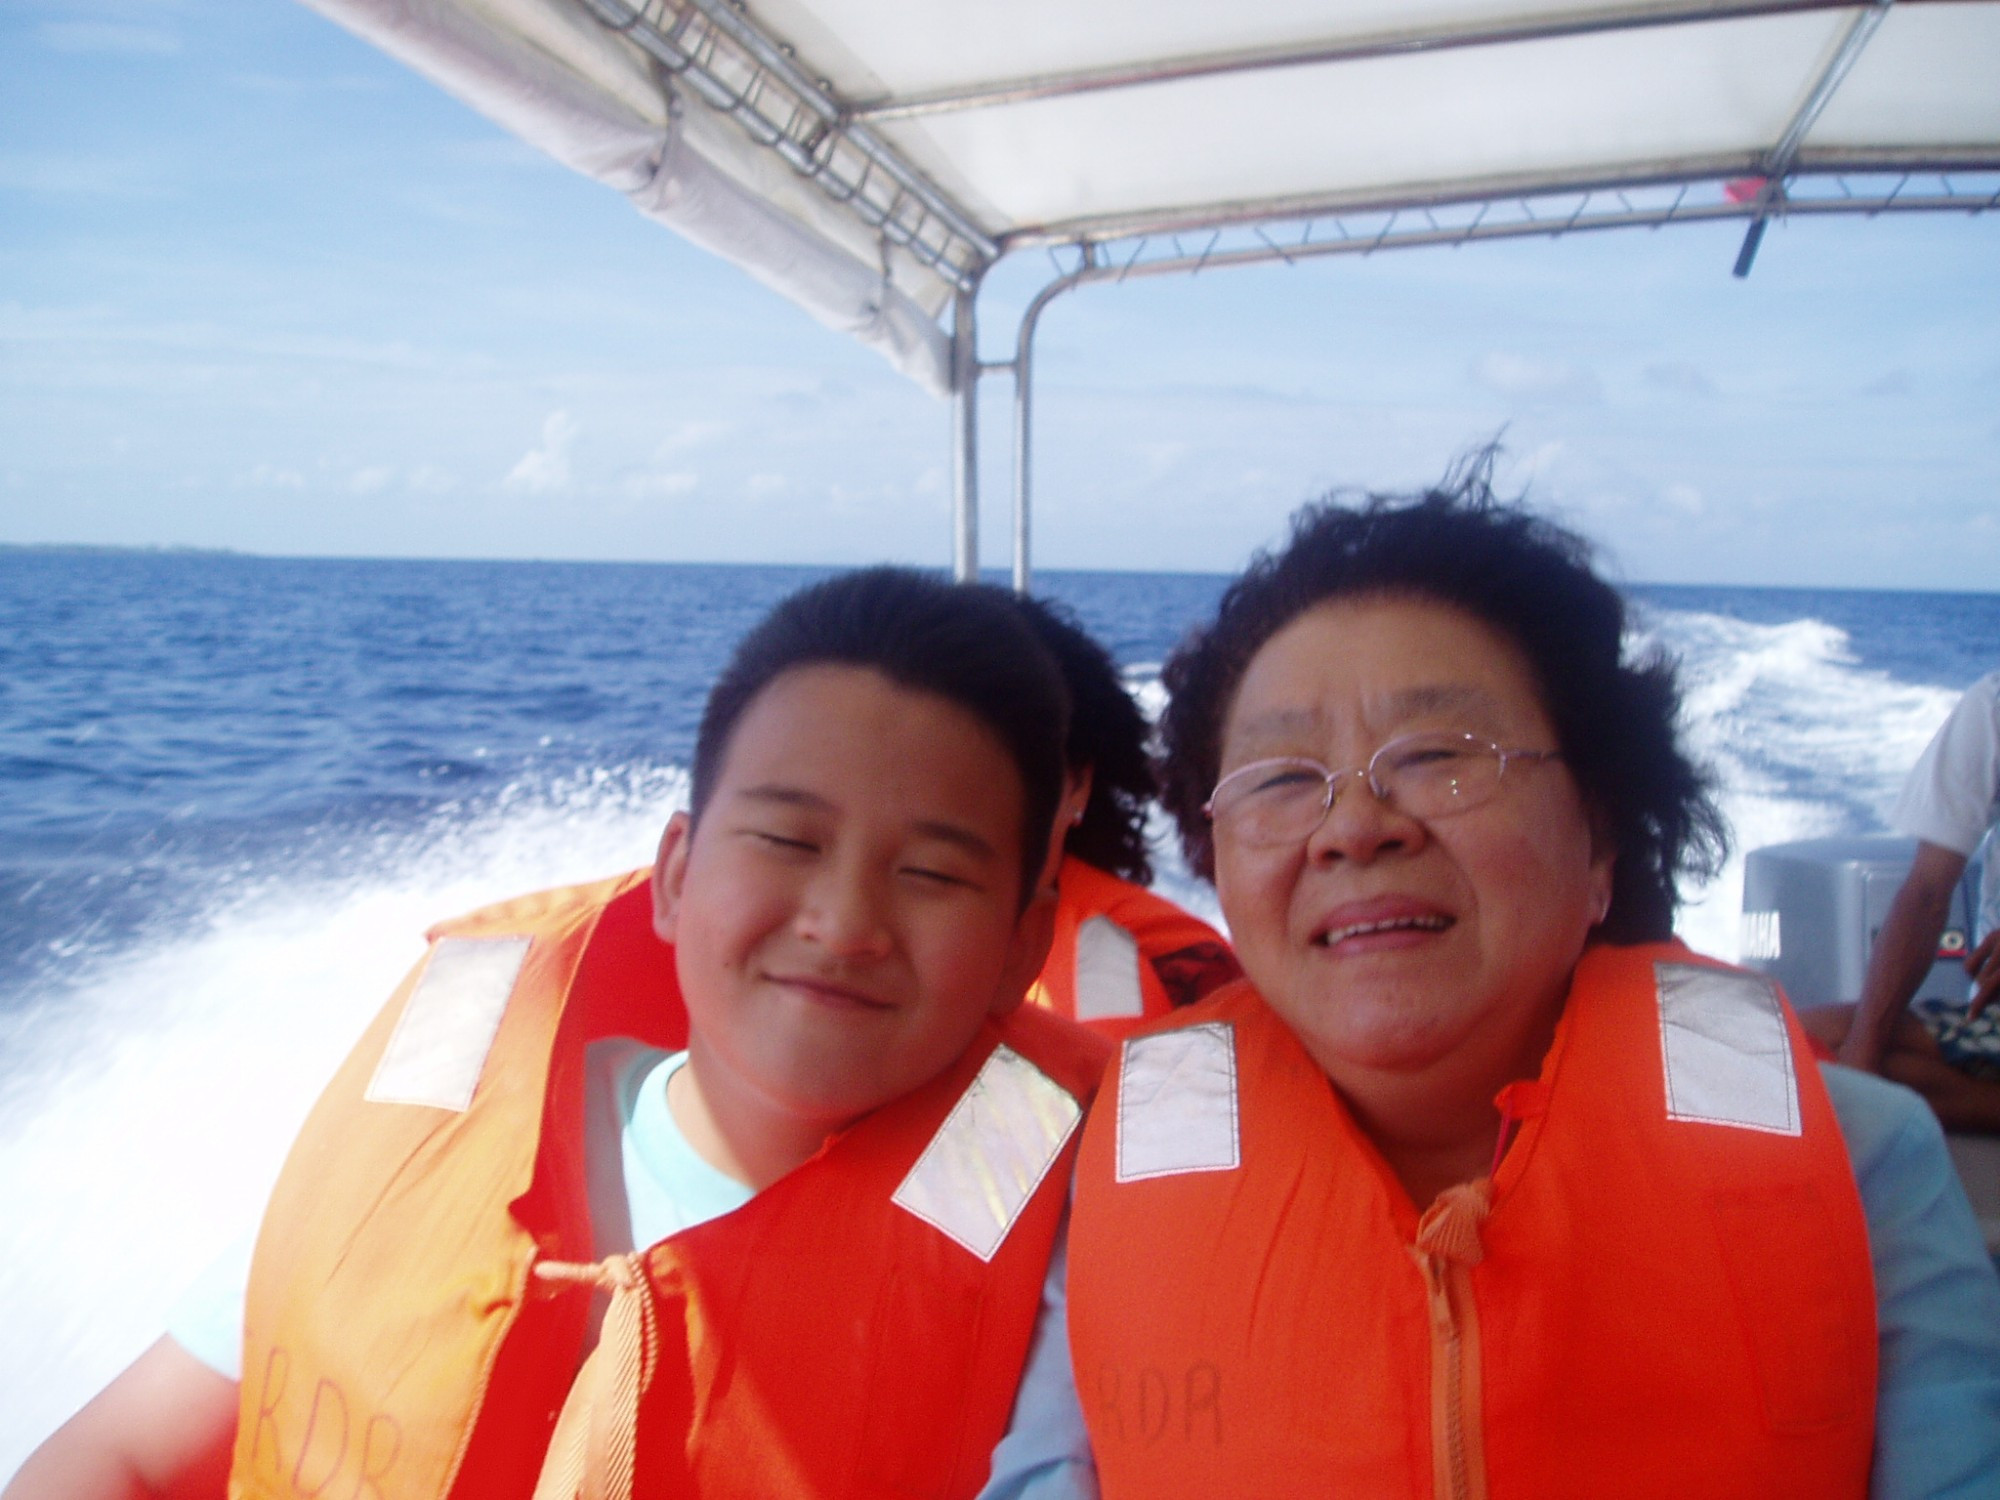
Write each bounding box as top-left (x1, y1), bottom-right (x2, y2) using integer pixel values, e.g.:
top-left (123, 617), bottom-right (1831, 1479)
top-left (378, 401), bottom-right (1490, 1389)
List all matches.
top-left (306, 0), bottom-right (2000, 575)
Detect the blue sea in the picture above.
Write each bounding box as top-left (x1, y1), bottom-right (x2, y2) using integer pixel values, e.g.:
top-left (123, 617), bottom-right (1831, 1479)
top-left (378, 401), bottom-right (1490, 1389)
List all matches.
top-left (2, 548), bottom-right (1995, 1465)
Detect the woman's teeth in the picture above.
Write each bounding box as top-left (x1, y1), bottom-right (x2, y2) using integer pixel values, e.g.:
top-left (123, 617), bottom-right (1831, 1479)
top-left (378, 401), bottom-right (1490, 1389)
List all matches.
top-left (1318, 914), bottom-right (1450, 946)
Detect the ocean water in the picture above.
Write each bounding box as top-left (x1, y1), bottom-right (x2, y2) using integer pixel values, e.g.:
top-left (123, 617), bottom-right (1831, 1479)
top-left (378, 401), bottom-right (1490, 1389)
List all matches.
top-left (1, 549), bottom-right (1994, 1467)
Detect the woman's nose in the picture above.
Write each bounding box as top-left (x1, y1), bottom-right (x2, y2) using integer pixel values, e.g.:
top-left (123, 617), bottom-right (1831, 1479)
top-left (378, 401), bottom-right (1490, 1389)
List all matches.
top-left (1304, 771), bottom-right (1424, 864)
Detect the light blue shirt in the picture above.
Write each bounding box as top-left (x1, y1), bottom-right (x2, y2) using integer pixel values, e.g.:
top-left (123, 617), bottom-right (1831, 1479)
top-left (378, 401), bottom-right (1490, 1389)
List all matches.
top-left (1820, 1064), bottom-right (2000, 1499)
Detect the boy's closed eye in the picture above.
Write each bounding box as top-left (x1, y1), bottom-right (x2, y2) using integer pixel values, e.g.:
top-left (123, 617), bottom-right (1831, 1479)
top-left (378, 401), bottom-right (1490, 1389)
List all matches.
top-left (742, 825), bottom-right (820, 855)
top-left (724, 789), bottom-right (830, 856)
top-left (898, 860), bottom-right (984, 892)
top-left (900, 821), bottom-right (1003, 896)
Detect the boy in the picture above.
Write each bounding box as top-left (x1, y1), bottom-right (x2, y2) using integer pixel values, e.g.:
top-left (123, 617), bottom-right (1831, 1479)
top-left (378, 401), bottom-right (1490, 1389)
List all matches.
top-left (9, 569), bottom-right (1105, 1500)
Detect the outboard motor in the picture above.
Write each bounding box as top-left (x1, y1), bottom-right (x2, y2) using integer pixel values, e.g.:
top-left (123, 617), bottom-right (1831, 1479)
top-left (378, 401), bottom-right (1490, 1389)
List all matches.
top-left (1739, 836), bottom-right (1978, 1008)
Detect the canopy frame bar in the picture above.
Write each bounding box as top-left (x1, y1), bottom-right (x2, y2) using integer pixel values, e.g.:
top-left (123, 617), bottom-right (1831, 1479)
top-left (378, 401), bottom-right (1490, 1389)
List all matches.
top-left (1734, 0), bottom-right (1893, 273)
top-left (1768, 0), bottom-right (1893, 170)
top-left (853, 0), bottom-right (1892, 124)
top-left (997, 146), bottom-right (2000, 249)
top-left (583, 0), bottom-right (1000, 290)
top-left (987, 163), bottom-right (1999, 586)
top-left (1043, 169), bottom-right (1999, 281)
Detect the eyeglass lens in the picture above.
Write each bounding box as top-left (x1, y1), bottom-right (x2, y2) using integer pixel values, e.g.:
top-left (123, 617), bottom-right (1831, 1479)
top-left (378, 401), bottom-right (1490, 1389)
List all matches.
top-left (1211, 733), bottom-right (1512, 846)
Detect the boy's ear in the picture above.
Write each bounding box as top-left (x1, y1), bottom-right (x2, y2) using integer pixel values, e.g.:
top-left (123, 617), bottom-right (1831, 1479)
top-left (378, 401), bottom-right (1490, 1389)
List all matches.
top-left (652, 811), bottom-right (694, 944)
top-left (989, 886), bottom-right (1058, 1019)
top-left (1038, 766), bottom-right (1093, 892)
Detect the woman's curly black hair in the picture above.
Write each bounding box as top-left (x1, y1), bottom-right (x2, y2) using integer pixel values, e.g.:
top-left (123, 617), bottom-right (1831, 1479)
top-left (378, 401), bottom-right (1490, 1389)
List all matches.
top-left (1158, 452), bottom-right (1726, 943)
top-left (1009, 594), bottom-right (1157, 885)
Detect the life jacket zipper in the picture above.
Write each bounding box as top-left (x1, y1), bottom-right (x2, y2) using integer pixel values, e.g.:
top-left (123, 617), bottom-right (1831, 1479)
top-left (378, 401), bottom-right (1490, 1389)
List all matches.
top-left (1414, 1180), bottom-right (1491, 1500)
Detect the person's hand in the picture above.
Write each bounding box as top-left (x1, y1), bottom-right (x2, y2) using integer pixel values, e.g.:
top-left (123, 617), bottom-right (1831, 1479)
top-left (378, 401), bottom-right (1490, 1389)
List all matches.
top-left (1967, 928), bottom-right (2000, 1019)
top-left (1836, 1027), bottom-right (1883, 1074)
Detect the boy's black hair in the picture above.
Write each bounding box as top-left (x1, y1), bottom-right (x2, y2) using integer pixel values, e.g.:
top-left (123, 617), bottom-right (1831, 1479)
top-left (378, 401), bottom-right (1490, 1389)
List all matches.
top-left (692, 567), bottom-right (1069, 908)
top-left (1159, 450), bottom-right (1727, 942)
top-left (1007, 595), bottom-right (1156, 885)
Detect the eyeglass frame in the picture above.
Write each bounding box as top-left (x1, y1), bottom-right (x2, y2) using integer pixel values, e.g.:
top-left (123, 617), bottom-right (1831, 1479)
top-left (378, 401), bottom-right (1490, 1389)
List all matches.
top-left (1202, 731), bottom-right (1563, 847)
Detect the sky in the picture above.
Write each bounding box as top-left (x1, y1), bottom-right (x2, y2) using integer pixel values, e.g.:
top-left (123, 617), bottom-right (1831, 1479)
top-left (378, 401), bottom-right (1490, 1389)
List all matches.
top-left (4, 0), bottom-right (1998, 589)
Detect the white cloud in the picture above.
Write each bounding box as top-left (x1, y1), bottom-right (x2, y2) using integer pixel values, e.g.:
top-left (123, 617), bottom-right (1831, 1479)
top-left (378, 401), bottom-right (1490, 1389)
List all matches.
top-left (408, 465), bottom-right (457, 495)
top-left (40, 22), bottom-right (181, 56)
top-left (1515, 440), bottom-right (1566, 482)
top-left (504, 411), bottom-right (579, 496)
top-left (349, 466), bottom-right (393, 495)
top-left (243, 464), bottom-right (305, 491)
top-left (1661, 482), bottom-right (1706, 517)
top-left (650, 420), bottom-right (728, 460)
top-left (623, 471), bottom-right (698, 499)
top-left (0, 152), bottom-right (165, 199)
top-left (230, 72), bottom-right (387, 97)
top-left (746, 472), bottom-right (788, 498)
top-left (1644, 361), bottom-right (1716, 398)
top-left (1471, 352), bottom-right (1601, 405)
top-left (433, 138), bottom-right (547, 169)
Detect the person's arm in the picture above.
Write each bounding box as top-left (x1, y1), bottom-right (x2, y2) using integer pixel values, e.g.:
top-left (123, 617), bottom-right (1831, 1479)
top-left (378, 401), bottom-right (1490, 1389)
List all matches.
top-left (1839, 841), bottom-right (1968, 1073)
top-left (976, 1216), bottom-right (1097, 1500)
top-left (1821, 1065), bottom-right (2000, 1500)
top-left (2, 1338), bottom-right (237, 1500)
top-left (1967, 925), bottom-right (2000, 1020)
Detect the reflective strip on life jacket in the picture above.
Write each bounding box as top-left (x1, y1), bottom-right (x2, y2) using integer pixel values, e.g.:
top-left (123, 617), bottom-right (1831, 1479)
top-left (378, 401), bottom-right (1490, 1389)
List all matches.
top-left (1073, 917), bottom-right (1144, 1022)
top-left (1112, 1023), bottom-right (1239, 1182)
top-left (1029, 857), bottom-right (1238, 1038)
top-left (363, 935), bottom-right (532, 1111)
top-left (893, 1042), bottom-right (1085, 1260)
top-left (1656, 959), bottom-right (1801, 1132)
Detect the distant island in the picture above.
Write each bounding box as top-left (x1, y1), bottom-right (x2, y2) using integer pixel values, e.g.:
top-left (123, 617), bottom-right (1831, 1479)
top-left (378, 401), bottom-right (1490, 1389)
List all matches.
top-left (0, 542), bottom-right (241, 557)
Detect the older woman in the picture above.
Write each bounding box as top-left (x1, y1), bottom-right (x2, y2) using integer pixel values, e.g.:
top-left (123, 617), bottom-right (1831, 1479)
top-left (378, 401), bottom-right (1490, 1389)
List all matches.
top-left (1067, 474), bottom-right (2000, 1499)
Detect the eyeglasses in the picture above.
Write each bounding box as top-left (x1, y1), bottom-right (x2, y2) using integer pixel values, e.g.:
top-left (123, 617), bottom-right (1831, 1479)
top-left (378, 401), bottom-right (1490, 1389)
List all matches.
top-left (1204, 731), bottom-right (1562, 849)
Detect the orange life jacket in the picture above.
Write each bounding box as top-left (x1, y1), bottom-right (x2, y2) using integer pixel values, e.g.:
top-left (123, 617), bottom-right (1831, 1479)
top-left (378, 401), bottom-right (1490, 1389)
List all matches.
top-left (1068, 941), bottom-right (1877, 1500)
top-left (232, 871), bottom-right (1107, 1500)
top-left (1027, 855), bottom-right (1239, 1040)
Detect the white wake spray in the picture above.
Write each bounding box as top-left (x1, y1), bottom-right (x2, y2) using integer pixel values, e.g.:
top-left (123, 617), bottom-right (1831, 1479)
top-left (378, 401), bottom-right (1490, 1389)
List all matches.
top-left (1643, 608), bottom-right (1957, 960)
top-left (0, 766), bottom-right (685, 1477)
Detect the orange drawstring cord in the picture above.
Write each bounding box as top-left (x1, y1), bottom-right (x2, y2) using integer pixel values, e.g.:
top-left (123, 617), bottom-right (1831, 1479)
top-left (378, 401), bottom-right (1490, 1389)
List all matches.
top-left (530, 1253), bottom-right (659, 1500)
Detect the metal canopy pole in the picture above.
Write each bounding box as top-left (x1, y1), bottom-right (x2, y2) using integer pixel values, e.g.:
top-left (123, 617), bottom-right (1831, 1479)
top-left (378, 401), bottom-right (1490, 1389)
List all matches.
top-left (1009, 333), bottom-right (1030, 593)
top-left (1009, 257), bottom-right (1095, 594)
top-left (950, 288), bottom-right (980, 582)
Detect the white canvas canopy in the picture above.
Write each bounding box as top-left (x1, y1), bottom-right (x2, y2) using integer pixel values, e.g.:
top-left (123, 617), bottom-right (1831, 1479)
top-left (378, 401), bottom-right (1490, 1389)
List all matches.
top-left (306, 0), bottom-right (2000, 575)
